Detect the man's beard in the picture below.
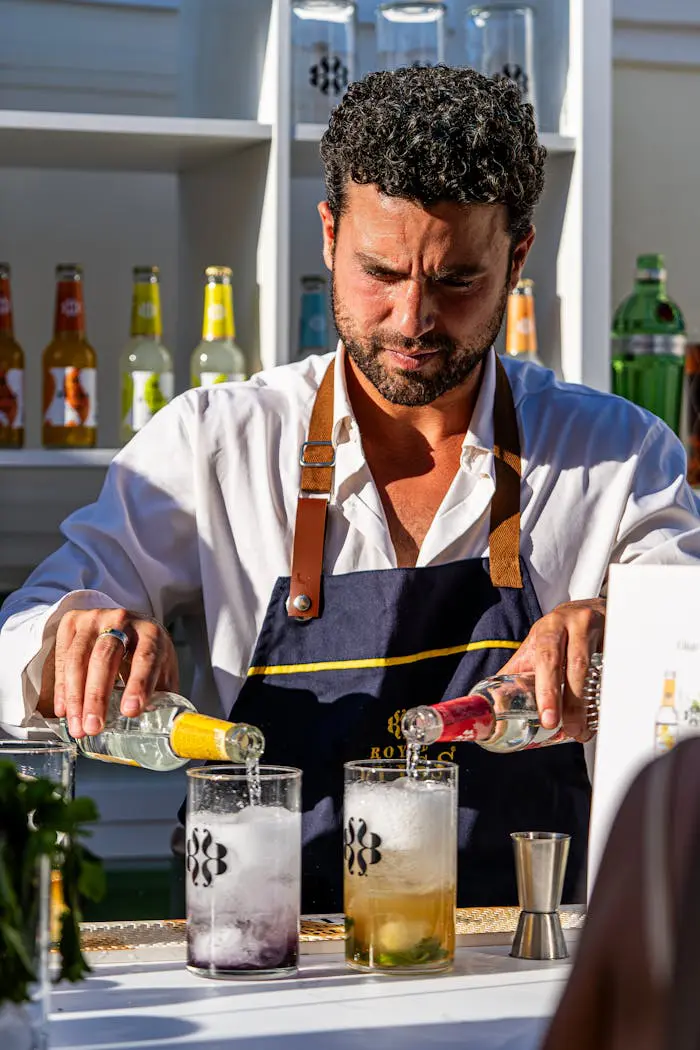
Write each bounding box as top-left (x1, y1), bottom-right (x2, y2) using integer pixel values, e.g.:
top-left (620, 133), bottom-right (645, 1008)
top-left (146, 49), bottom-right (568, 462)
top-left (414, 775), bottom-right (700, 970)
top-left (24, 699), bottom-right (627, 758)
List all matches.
top-left (331, 274), bottom-right (509, 407)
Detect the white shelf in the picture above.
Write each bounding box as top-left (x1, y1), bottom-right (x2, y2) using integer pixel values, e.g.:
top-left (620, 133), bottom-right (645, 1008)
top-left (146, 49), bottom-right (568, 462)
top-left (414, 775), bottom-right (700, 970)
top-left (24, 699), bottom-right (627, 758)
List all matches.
top-left (293, 124), bottom-right (577, 153)
top-left (292, 125), bottom-right (578, 179)
top-left (0, 449), bottom-right (117, 467)
top-left (0, 111), bottom-right (272, 173)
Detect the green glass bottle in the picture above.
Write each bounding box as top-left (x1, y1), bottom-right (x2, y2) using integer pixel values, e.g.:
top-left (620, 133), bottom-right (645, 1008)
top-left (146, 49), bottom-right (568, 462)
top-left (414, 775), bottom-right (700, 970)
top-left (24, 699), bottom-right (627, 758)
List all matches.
top-left (611, 253), bottom-right (686, 434)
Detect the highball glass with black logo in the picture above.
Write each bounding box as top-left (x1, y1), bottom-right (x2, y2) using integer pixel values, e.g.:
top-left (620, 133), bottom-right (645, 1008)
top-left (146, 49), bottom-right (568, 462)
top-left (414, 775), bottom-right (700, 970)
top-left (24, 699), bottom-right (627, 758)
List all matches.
top-left (185, 765), bottom-right (302, 979)
top-left (344, 758), bottom-right (457, 973)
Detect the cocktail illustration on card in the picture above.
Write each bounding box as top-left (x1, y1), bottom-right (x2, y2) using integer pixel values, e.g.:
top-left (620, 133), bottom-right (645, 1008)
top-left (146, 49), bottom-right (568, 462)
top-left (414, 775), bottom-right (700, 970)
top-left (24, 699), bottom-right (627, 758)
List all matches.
top-left (654, 670), bottom-right (679, 754)
top-left (653, 649), bottom-right (700, 754)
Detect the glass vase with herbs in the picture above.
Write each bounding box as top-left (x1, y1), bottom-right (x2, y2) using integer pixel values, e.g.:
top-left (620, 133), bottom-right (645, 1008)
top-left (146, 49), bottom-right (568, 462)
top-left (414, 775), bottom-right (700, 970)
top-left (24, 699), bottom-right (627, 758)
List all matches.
top-left (0, 759), bottom-right (104, 1049)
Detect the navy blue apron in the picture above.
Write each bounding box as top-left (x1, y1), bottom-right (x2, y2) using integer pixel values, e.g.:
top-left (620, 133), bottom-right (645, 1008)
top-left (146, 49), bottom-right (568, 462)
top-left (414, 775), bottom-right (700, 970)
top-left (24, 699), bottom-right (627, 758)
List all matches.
top-left (228, 355), bottom-right (590, 914)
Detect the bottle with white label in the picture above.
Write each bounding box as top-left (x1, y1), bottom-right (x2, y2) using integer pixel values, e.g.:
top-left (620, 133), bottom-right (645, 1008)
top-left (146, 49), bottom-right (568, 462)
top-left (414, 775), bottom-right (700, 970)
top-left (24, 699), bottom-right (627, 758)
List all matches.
top-left (42, 264), bottom-right (97, 448)
top-left (190, 266), bottom-right (247, 387)
top-left (59, 686), bottom-right (265, 772)
top-left (0, 262), bottom-right (24, 449)
top-left (120, 266), bottom-right (174, 444)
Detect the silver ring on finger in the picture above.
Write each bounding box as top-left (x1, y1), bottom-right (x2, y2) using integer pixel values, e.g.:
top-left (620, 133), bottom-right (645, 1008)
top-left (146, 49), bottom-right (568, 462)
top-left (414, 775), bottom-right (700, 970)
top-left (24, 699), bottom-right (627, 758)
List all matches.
top-left (98, 627), bottom-right (130, 653)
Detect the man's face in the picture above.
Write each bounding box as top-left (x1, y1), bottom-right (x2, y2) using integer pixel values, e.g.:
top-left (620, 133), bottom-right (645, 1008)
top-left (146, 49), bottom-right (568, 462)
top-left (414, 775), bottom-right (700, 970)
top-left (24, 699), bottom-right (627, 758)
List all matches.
top-left (319, 183), bottom-right (532, 406)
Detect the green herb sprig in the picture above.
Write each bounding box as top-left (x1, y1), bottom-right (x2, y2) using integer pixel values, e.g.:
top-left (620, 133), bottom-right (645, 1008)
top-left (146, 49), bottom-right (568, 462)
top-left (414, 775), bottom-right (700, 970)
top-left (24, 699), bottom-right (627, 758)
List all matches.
top-left (0, 760), bottom-right (105, 1005)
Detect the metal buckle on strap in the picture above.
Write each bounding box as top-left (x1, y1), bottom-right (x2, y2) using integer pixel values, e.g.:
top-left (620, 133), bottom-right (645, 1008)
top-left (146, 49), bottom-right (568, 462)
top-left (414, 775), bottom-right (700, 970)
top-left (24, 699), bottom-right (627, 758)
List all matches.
top-left (299, 440), bottom-right (336, 469)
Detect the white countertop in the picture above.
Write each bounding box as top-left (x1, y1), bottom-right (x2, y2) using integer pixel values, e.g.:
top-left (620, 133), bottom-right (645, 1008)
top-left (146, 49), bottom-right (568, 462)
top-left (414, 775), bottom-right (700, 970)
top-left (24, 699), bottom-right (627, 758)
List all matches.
top-left (50, 945), bottom-right (569, 1049)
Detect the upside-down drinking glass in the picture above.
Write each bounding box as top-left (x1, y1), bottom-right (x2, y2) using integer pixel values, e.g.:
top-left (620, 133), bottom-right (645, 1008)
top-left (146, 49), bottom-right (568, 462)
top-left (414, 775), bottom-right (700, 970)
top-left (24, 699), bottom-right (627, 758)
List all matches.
top-left (292, 0), bottom-right (357, 124)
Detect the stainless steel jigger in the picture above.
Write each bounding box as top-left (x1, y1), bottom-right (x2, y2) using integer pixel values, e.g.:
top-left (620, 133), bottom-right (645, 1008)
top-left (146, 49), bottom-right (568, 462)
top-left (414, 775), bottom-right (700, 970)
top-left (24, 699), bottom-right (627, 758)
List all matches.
top-left (510, 831), bottom-right (571, 960)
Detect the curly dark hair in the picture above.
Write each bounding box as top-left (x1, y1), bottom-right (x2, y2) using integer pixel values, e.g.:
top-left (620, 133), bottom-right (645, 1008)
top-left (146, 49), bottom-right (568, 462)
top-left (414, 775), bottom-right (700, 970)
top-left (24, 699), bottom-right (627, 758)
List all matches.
top-left (320, 66), bottom-right (546, 242)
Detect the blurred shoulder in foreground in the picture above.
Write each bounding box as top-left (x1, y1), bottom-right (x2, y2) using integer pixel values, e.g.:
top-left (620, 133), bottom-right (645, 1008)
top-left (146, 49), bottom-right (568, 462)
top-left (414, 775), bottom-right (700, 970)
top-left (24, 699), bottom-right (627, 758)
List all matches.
top-left (542, 737), bottom-right (700, 1050)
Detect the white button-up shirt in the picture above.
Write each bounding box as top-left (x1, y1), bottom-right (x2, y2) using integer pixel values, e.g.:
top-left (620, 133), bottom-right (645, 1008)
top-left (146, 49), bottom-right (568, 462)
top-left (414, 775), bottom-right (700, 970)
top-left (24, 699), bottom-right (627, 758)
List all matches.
top-left (1, 346), bottom-right (699, 726)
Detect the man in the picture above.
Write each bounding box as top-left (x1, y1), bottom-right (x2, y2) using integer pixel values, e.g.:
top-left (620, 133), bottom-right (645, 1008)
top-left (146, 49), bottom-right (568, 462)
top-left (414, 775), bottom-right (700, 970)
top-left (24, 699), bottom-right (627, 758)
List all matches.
top-left (1, 68), bottom-right (698, 911)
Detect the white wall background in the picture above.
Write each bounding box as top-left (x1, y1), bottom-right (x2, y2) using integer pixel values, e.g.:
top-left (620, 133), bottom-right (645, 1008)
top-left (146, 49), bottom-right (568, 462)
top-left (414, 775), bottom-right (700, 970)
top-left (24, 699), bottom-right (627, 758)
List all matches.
top-left (613, 0), bottom-right (700, 336)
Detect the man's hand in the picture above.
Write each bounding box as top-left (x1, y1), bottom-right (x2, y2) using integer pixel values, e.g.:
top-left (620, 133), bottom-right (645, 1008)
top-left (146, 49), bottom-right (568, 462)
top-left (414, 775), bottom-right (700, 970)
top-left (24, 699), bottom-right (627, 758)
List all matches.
top-left (497, 598), bottom-right (605, 743)
top-left (39, 608), bottom-right (179, 738)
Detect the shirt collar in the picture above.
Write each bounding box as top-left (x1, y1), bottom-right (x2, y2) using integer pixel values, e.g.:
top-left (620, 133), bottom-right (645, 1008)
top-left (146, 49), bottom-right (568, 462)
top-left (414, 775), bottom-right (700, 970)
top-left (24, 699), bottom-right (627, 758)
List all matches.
top-left (331, 341), bottom-right (497, 468)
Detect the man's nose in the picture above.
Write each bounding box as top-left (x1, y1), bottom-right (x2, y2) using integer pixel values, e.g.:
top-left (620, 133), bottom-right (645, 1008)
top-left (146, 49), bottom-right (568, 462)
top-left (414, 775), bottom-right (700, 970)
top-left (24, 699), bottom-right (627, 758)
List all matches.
top-left (393, 279), bottom-right (435, 340)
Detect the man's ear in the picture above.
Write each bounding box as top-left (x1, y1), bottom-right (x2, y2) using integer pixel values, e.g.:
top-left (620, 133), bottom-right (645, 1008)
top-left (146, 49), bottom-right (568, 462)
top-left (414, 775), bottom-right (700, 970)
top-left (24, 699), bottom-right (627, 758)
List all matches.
top-left (318, 201), bottom-right (336, 271)
top-left (509, 226), bottom-right (536, 290)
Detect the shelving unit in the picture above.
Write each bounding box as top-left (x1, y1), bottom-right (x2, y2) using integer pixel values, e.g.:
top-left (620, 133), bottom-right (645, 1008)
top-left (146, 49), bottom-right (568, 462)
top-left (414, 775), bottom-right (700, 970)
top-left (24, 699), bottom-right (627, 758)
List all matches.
top-left (0, 0), bottom-right (612, 567)
top-left (0, 449), bottom-right (118, 468)
top-left (0, 111), bottom-right (271, 172)
top-left (0, 0), bottom-right (612, 867)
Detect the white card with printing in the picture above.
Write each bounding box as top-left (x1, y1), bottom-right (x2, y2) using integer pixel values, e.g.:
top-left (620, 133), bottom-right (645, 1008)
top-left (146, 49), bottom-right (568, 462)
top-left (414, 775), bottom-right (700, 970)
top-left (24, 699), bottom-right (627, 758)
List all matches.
top-left (588, 564), bottom-right (700, 886)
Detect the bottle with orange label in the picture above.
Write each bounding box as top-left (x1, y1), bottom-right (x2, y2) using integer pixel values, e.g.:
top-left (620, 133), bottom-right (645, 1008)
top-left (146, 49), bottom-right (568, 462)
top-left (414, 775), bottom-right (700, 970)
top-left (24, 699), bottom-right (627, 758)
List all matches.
top-left (42, 264), bottom-right (98, 448)
top-left (59, 687), bottom-right (265, 771)
top-left (505, 277), bottom-right (543, 365)
top-left (0, 262), bottom-right (24, 448)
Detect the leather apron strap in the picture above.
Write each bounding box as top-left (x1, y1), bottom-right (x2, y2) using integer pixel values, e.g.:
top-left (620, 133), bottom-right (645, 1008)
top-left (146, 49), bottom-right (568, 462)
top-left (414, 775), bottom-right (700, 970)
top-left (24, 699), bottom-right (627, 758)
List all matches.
top-left (288, 363), bottom-right (336, 619)
top-left (288, 353), bottom-right (522, 620)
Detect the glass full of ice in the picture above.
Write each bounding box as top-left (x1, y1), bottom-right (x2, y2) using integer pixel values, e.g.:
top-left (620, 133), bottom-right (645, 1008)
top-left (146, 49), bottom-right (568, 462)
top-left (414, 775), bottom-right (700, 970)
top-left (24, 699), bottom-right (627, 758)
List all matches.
top-left (343, 758), bottom-right (457, 974)
top-left (185, 765), bottom-right (302, 979)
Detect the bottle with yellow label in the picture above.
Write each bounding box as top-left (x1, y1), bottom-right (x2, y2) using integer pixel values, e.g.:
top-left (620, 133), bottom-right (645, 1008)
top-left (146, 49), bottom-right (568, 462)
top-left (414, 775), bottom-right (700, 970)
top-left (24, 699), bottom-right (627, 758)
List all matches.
top-left (505, 278), bottom-right (543, 365)
top-left (190, 266), bottom-right (247, 387)
top-left (654, 670), bottom-right (679, 754)
top-left (120, 266), bottom-right (174, 444)
top-left (0, 262), bottom-right (24, 449)
top-left (42, 264), bottom-right (98, 448)
top-left (59, 687), bottom-right (265, 771)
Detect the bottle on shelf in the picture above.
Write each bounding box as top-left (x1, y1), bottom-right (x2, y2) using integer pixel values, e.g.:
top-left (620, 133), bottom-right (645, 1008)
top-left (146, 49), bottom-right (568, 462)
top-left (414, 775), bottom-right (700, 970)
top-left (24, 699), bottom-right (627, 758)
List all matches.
top-left (504, 278), bottom-right (543, 365)
top-left (611, 253), bottom-right (686, 435)
top-left (654, 670), bottom-right (679, 754)
top-left (42, 264), bottom-right (97, 449)
top-left (120, 266), bottom-right (174, 444)
top-left (401, 654), bottom-right (602, 754)
top-left (297, 275), bottom-right (329, 360)
top-left (59, 687), bottom-right (265, 772)
top-left (190, 266), bottom-right (247, 388)
top-left (683, 335), bottom-right (700, 486)
top-left (0, 262), bottom-right (24, 449)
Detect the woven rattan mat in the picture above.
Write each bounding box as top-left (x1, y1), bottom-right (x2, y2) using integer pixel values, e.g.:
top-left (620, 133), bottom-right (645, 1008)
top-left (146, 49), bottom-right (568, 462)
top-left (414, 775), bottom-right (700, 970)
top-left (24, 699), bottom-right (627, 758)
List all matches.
top-left (78, 908), bottom-right (585, 953)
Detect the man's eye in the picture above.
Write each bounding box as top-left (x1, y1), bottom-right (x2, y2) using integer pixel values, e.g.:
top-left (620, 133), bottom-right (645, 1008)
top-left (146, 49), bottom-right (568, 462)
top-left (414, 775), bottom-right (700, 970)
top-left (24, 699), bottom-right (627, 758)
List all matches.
top-left (365, 269), bottom-right (396, 281)
top-left (437, 278), bottom-right (475, 290)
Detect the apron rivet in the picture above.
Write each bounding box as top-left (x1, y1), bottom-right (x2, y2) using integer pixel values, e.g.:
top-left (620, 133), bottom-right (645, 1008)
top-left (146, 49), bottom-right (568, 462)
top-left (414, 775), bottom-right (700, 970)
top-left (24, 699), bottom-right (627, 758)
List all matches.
top-left (293, 594), bottom-right (312, 613)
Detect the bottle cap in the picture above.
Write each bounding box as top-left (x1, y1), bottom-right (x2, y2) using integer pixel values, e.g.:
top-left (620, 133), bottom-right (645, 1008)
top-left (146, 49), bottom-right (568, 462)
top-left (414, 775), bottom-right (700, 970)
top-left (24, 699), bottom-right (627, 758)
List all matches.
top-left (0, 263), bottom-right (10, 278)
top-left (513, 278), bottom-right (534, 293)
top-left (56, 264), bottom-right (83, 280)
top-left (302, 275), bottom-right (327, 286)
top-left (133, 265), bottom-right (160, 279)
top-left (636, 253), bottom-right (666, 281)
top-left (205, 266), bottom-right (232, 281)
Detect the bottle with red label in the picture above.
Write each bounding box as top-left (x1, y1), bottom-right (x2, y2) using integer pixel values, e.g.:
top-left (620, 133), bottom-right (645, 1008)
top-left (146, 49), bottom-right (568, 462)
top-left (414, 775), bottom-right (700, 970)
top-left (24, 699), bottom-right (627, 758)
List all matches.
top-left (0, 262), bottom-right (24, 449)
top-left (401, 654), bottom-right (602, 754)
top-left (42, 264), bottom-right (98, 448)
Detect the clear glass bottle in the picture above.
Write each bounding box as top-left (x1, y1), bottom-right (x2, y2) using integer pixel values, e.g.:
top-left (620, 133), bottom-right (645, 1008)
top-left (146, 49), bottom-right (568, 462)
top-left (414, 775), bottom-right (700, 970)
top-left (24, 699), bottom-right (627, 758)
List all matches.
top-left (120, 266), bottom-right (174, 444)
top-left (42, 264), bottom-right (97, 448)
top-left (611, 253), bottom-right (686, 435)
top-left (504, 277), bottom-right (543, 365)
top-left (0, 262), bottom-right (24, 449)
top-left (402, 654), bottom-right (602, 754)
top-left (297, 275), bottom-right (329, 360)
top-left (59, 688), bottom-right (265, 772)
top-left (190, 266), bottom-right (247, 387)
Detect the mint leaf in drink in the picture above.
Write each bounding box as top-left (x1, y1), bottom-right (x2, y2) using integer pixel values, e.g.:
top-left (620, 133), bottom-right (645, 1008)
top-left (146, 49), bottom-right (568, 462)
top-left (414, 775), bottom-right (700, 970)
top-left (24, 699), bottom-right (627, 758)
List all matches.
top-left (376, 937), bottom-right (449, 968)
